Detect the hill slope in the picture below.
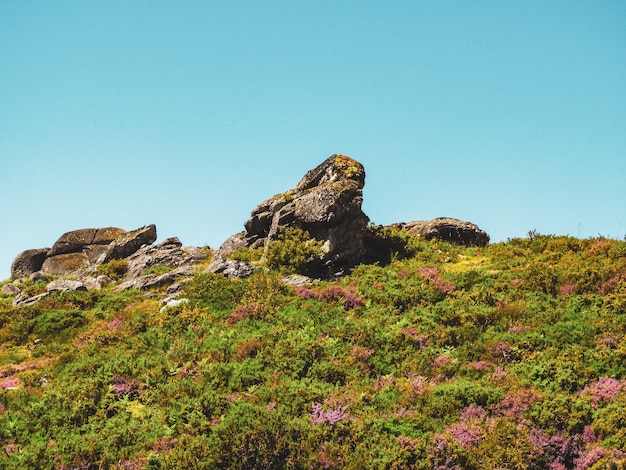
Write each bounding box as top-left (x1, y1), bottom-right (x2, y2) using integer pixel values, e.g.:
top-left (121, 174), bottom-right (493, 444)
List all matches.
top-left (1, 232), bottom-right (625, 469)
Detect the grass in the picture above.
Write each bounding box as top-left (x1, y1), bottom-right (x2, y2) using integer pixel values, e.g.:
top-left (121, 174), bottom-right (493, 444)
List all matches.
top-left (0, 233), bottom-right (625, 468)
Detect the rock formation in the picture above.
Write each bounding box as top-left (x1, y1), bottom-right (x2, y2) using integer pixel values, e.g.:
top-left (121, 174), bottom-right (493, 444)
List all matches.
top-left (5, 153), bottom-right (492, 306)
top-left (211, 154), bottom-right (370, 277)
top-left (7, 225), bottom-right (210, 308)
top-left (397, 217), bottom-right (490, 247)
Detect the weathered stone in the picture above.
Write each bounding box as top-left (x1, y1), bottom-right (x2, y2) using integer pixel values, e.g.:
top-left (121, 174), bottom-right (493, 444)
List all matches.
top-left (29, 271), bottom-right (52, 282)
top-left (99, 225), bottom-right (157, 263)
top-left (281, 274), bottom-right (314, 286)
top-left (41, 253), bottom-right (90, 275)
top-left (46, 279), bottom-right (87, 292)
top-left (114, 265), bottom-right (196, 292)
top-left (11, 248), bottom-right (50, 278)
top-left (206, 257), bottom-right (256, 279)
top-left (124, 237), bottom-right (192, 280)
top-left (2, 283), bottom-right (21, 296)
top-left (13, 292), bottom-right (49, 308)
top-left (219, 154), bottom-right (370, 278)
top-left (84, 275), bottom-right (112, 291)
top-left (48, 227), bottom-right (126, 257)
top-left (398, 217), bottom-right (490, 247)
top-left (183, 246), bottom-right (211, 262)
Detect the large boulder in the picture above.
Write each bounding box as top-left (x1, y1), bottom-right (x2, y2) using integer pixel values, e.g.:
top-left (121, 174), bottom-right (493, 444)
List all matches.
top-left (218, 154), bottom-right (370, 277)
top-left (398, 217), bottom-right (490, 247)
top-left (42, 253), bottom-right (91, 275)
top-left (11, 248), bottom-right (50, 278)
top-left (123, 237), bottom-right (200, 279)
top-left (98, 225), bottom-right (157, 263)
top-left (47, 227), bottom-right (126, 257)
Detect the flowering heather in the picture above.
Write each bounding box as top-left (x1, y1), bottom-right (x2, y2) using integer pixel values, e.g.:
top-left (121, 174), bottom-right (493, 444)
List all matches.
top-left (409, 375), bottom-right (431, 395)
top-left (111, 375), bottom-right (140, 396)
top-left (149, 437), bottom-right (179, 453)
top-left (310, 402), bottom-right (347, 426)
top-left (467, 361), bottom-right (493, 372)
top-left (432, 354), bottom-right (454, 368)
top-left (106, 316), bottom-right (124, 330)
top-left (494, 388), bottom-right (542, 418)
top-left (295, 284), bottom-right (364, 309)
top-left (349, 345), bottom-right (374, 361)
top-left (374, 375), bottom-right (396, 391)
top-left (400, 326), bottom-right (429, 348)
top-left (510, 278), bottom-right (522, 287)
top-left (294, 285), bottom-right (318, 300)
top-left (508, 322), bottom-right (531, 334)
top-left (492, 367), bottom-right (508, 381)
top-left (418, 266), bottom-right (456, 294)
top-left (226, 302), bottom-right (265, 325)
top-left (580, 376), bottom-right (626, 407)
top-left (0, 376), bottom-right (20, 389)
top-left (559, 284), bottom-right (577, 296)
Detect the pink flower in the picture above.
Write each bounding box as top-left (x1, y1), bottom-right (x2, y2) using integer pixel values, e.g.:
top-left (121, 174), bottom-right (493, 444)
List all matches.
top-left (310, 402), bottom-right (347, 426)
top-left (0, 376), bottom-right (20, 389)
top-left (432, 354), bottom-right (453, 368)
top-left (106, 316), bottom-right (124, 330)
top-left (580, 376), bottom-right (626, 407)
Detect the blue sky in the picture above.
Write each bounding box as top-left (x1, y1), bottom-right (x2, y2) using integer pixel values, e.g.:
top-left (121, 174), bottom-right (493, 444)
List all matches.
top-left (1, 1), bottom-right (625, 279)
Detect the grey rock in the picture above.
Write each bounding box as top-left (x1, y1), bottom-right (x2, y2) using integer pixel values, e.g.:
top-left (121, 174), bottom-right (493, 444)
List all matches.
top-left (114, 265), bottom-right (196, 292)
top-left (84, 275), bottom-right (112, 291)
top-left (398, 217), bottom-right (490, 247)
top-left (281, 274), bottom-right (315, 286)
top-left (218, 154), bottom-right (370, 278)
top-left (124, 237), bottom-right (191, 280)
top-left (46, 279), bottom-right (87, 292)
top-left (206, 256), bottom-right (256, 279)
top-left (13, 292), bottom-right (49, 308)
top-left (48, 227), bottom-right (126, 257)
top-left (11, 248), bottom-right (50, 278)
top-left (99, 224), bottom-right (157, 263)
top-left (2, 283), bottom-right (21, 296)
top-left (29, 271), bottom-right (52, 282)
top-left (41, 253), bottom-right (91, 275)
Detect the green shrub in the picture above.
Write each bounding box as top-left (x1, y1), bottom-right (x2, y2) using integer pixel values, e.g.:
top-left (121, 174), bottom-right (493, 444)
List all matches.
top-left (264, 227), bottom-right (324, 274)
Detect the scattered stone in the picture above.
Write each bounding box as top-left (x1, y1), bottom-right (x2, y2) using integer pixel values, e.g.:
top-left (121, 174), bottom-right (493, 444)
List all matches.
top-left (124, 237), bottom-right (189, 279)
top-left (281, 274), bottom-right (315, 286)
top-left (114, 265), bottom-right (196, 292)
top-left (2, 283), bottom-right (21, 296)
top-left (46, 279), bottom-right (87, 292)
top-left (206, 257), bottom-right (257, 278)
top-left (11, 248), bottom-right (50, 278)
top-left (13, 292), bottom-right (50, 308)
top-left (29, 271), bottom-right (52, 282)
top-left (84, 275), bottom-right (112, 291)
top-left (398, 218), bottom-right (490, 247)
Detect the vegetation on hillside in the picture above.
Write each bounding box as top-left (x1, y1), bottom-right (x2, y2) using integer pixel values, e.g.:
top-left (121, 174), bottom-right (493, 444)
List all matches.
top-left (1, 230), bottom-right (625, 469)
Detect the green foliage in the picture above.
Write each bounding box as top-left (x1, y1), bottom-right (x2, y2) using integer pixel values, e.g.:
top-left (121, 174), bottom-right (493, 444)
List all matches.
top-left (1, 234), bottom-right (625, 467)
top-left (264, 227), bottom-right (324, 274)
top-left (96, 258), bottom-right (129, 280)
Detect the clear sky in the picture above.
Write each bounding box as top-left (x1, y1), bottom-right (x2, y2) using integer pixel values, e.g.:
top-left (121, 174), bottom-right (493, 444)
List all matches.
top-left (1, 1), bottom-right (625, 279)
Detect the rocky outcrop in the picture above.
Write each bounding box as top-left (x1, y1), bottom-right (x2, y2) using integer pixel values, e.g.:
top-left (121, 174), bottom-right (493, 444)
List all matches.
top-left (214, 154), bottom-right (370, 277)
top-left (47, 227), bottom-right (126, 257)
top-left (397, 218), bottom-right (490, 247)
top-left (10, 225), bottom-right (158, 278)
top-left (97, 225), bottom-right (158, 263)
top-left (10, 248), bottom-right (50, 278)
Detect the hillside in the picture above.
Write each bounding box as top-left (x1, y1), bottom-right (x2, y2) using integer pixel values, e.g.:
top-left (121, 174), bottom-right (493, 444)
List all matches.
top-left (1, 230), bottom-right (625, 469)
